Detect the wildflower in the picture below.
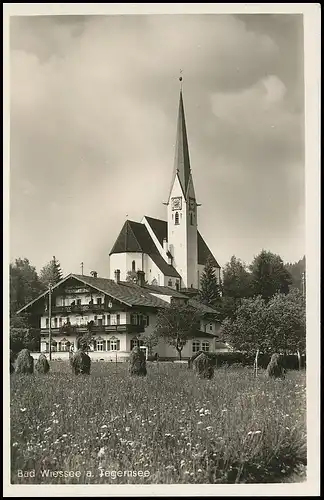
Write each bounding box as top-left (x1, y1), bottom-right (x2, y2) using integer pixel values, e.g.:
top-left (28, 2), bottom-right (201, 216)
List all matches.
top-left (97, 447), bottom-right (105, 458)
top-left (62, 434), bottom-right (68, 438)
top-left (222, 409), bottom-right (227, 412)
top-left (198, 469), bottom-right (202, 473)
top-left (125, 427), bottom-right (130, 432)
top-left (53, 419), bottom-right (59, 424)
top-left (197, 421), bottom-right (203, 425)
top-left (205, 426), bottom-right (213, 431)
top-left (165, 433), bottom-right (171, 437)
top-left (20, 408), bottom-right (27, 413)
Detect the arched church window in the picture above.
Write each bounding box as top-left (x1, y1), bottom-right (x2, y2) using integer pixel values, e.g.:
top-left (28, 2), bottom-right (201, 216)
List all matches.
top-left (132, 260), bottom-right (136, 272)
top-left (175, 212), bottom-right (180, 225)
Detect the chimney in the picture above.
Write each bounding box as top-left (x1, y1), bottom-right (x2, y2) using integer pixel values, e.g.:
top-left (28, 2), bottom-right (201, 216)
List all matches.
top-left (137, 270), bottom-right (145, 287)
top-left (90, 271), bottom-right (98, 278)
top-left (163, 238), bottom-right (168, 253)
top-left (114, 269), bottom-right (121, 283)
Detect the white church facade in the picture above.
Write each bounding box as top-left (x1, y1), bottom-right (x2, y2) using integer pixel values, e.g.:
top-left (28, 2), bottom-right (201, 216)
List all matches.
top-left (109, 90), bottom-right (220, 291)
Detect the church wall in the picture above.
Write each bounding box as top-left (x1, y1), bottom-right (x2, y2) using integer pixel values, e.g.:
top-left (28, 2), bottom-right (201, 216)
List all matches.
top-left (109, 252), bottom-right (144, 280)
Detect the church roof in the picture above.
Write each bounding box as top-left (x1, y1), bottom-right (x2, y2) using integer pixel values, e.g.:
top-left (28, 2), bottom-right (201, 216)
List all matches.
top-left (144, 216), bottom-right (221, 269)
top-left (168, 90), bottom-right (191, 200)
top-left (109, 220), bottom-right (181, 278)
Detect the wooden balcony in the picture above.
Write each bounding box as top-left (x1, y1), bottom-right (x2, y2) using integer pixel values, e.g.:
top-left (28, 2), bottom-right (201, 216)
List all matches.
top-left (50, 304), bottom-right (106, 314)
top-left (40, 323), bottom-right (145, 336)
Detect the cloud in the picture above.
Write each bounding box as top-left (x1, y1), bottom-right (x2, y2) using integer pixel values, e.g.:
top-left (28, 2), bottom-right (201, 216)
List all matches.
top-left (9, 14), bottom-right (304, 273)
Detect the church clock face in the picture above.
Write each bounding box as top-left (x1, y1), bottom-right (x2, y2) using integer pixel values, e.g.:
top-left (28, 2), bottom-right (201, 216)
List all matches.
top-left (171, 197), bottom-right (182, 211)
top-left (189, 197), bottom-right (196, 211)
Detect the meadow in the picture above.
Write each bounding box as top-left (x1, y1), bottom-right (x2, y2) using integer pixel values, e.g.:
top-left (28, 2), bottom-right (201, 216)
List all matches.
top-left (10, 361), bottom-right (307, 484)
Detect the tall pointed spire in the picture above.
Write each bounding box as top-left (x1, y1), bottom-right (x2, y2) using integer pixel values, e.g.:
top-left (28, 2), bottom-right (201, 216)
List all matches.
top-left (169, 77), bottom-right (191, 200)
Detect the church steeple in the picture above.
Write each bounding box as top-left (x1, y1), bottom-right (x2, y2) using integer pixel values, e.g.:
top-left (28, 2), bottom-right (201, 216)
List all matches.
top-left (169, 88), bottom-right (192, 200)
top-left (166, 80), bottom-right (198, 289)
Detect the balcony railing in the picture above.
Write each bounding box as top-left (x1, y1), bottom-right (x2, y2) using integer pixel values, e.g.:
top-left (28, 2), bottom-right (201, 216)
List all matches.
top-left (50, 304), bottom-right (106, 314)
top-left (40, 324), bottom-right (145, 335)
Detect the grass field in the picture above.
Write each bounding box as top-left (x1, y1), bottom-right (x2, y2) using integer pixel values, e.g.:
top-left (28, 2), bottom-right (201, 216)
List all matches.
top-left (10, 361), bottom-right (307, 484)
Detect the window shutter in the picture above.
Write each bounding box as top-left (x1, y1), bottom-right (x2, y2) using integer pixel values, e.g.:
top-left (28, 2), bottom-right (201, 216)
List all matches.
top-left (93, 340), bottom-right (97, 351)
top-left (117, 339), bottom-right (120, 351)
top-left (107, 340), bottom-right (111, 351)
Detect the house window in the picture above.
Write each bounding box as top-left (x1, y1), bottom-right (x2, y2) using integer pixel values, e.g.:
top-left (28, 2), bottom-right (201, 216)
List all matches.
top-left (106, 314), bottom-right (110, 325)
top-left (132, 260), bottom-right (136, 272)
top-left (76, 299), bottom-right (81, 306)
top-left (175, 212), bottom-right (180, 225)
top-left (202, 342), bottom-right (210, 352)
top-left (110, 339), bottom-right (120, 351)
top-left (142, 315), bottom-right (149, 327)
top-left (130, 338), bottom-right (144, 350)
top-left (97, 297), bottom-right (102, 305)
top-left (60, 341), bottom-right (69, 352)
top-left (46, 318), bottom-right (49, 328)
top-left (98, 317), bottom-right (103, 327)
top-left (54, 317), bottom-right (58, 328)
top-left (59, 317), bottom-right (62, 327)
top-left (192, 341), bottom-right (200, 353)
top-left (209, 324), bottom-right (213, 331)
top-left (116, 314), bottom-right (120, 325)
top-left (97, 340), bottom-right (104, 351)
top-left (168, 279), bottom-right (172, 287)
top-left (131, 314), bottom-right (138, 325)
top-left (175, 282), bottom-right (180, 291)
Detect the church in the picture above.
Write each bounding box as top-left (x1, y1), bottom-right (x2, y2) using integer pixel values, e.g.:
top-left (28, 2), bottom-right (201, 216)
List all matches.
top-left (109, 88), bottom-right (220, 291)
top-left (16, 86), bottom-right (226, 361)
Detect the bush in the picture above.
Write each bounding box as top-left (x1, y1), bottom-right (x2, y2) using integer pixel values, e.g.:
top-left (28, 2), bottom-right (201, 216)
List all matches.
top-left (15, 349), bottom-right (34, 374)
top-left (207, 352), bottom-right (306, 370)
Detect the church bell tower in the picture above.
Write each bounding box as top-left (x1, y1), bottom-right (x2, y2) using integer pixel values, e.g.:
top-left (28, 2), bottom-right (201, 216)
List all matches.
top-left (166, 80), bottom-right (198, 289)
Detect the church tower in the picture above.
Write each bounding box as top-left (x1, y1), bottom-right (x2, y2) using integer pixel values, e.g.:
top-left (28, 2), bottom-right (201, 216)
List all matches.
top-left (166, 85), bottom-right (198, 289)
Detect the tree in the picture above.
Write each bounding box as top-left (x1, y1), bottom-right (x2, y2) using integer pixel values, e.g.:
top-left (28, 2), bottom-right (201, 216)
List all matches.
top-left (199, 255), bottom-right (221, 306)
top-left (39, 256), bottom-right (63, 288)
top-left (126, 270), bottom-right (138, 282)
top-left (266, 288), bottom-right (306, 355)
top-left (285, 256), bottom-right (306, 293)
top-left (220, 288), bottom-right (306, 358)
top-left (10, 327), bottom-right (41, 355)
top-left (250, 250), bottom-right (293, 301)
top-left (76, 321), bottom-right (94, 351)
top-left (138, 332), bottom-right (159, 356)
top-left (10, 258), bottom-right (45, 315)
top-left (222, 256), bottom-right (252, 301)
top-left (220, 296), bottom-right (269, 356)
top-left (154, 301), bottom-right (201, 360)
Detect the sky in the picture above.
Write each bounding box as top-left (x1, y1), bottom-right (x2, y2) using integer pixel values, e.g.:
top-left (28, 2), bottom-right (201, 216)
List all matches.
top-left (9, 13), bottom-right (305, 277)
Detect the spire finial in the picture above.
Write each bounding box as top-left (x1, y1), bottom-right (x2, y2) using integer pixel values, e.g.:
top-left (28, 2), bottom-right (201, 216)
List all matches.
top-left (179, 69), bottom-right (183, 90)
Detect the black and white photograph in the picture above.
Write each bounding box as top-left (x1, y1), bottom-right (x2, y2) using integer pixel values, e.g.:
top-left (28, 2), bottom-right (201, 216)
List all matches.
top-left (4, 3), bottom-right (320, 497)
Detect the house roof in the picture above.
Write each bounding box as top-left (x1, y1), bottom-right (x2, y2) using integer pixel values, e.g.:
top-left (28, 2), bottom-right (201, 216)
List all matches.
top-left (144, 216), bottom-right (220, 268)
top-left (109, 219), bottom-right (181, 278)
top-left (17, 273), bottom-right (219, 317)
